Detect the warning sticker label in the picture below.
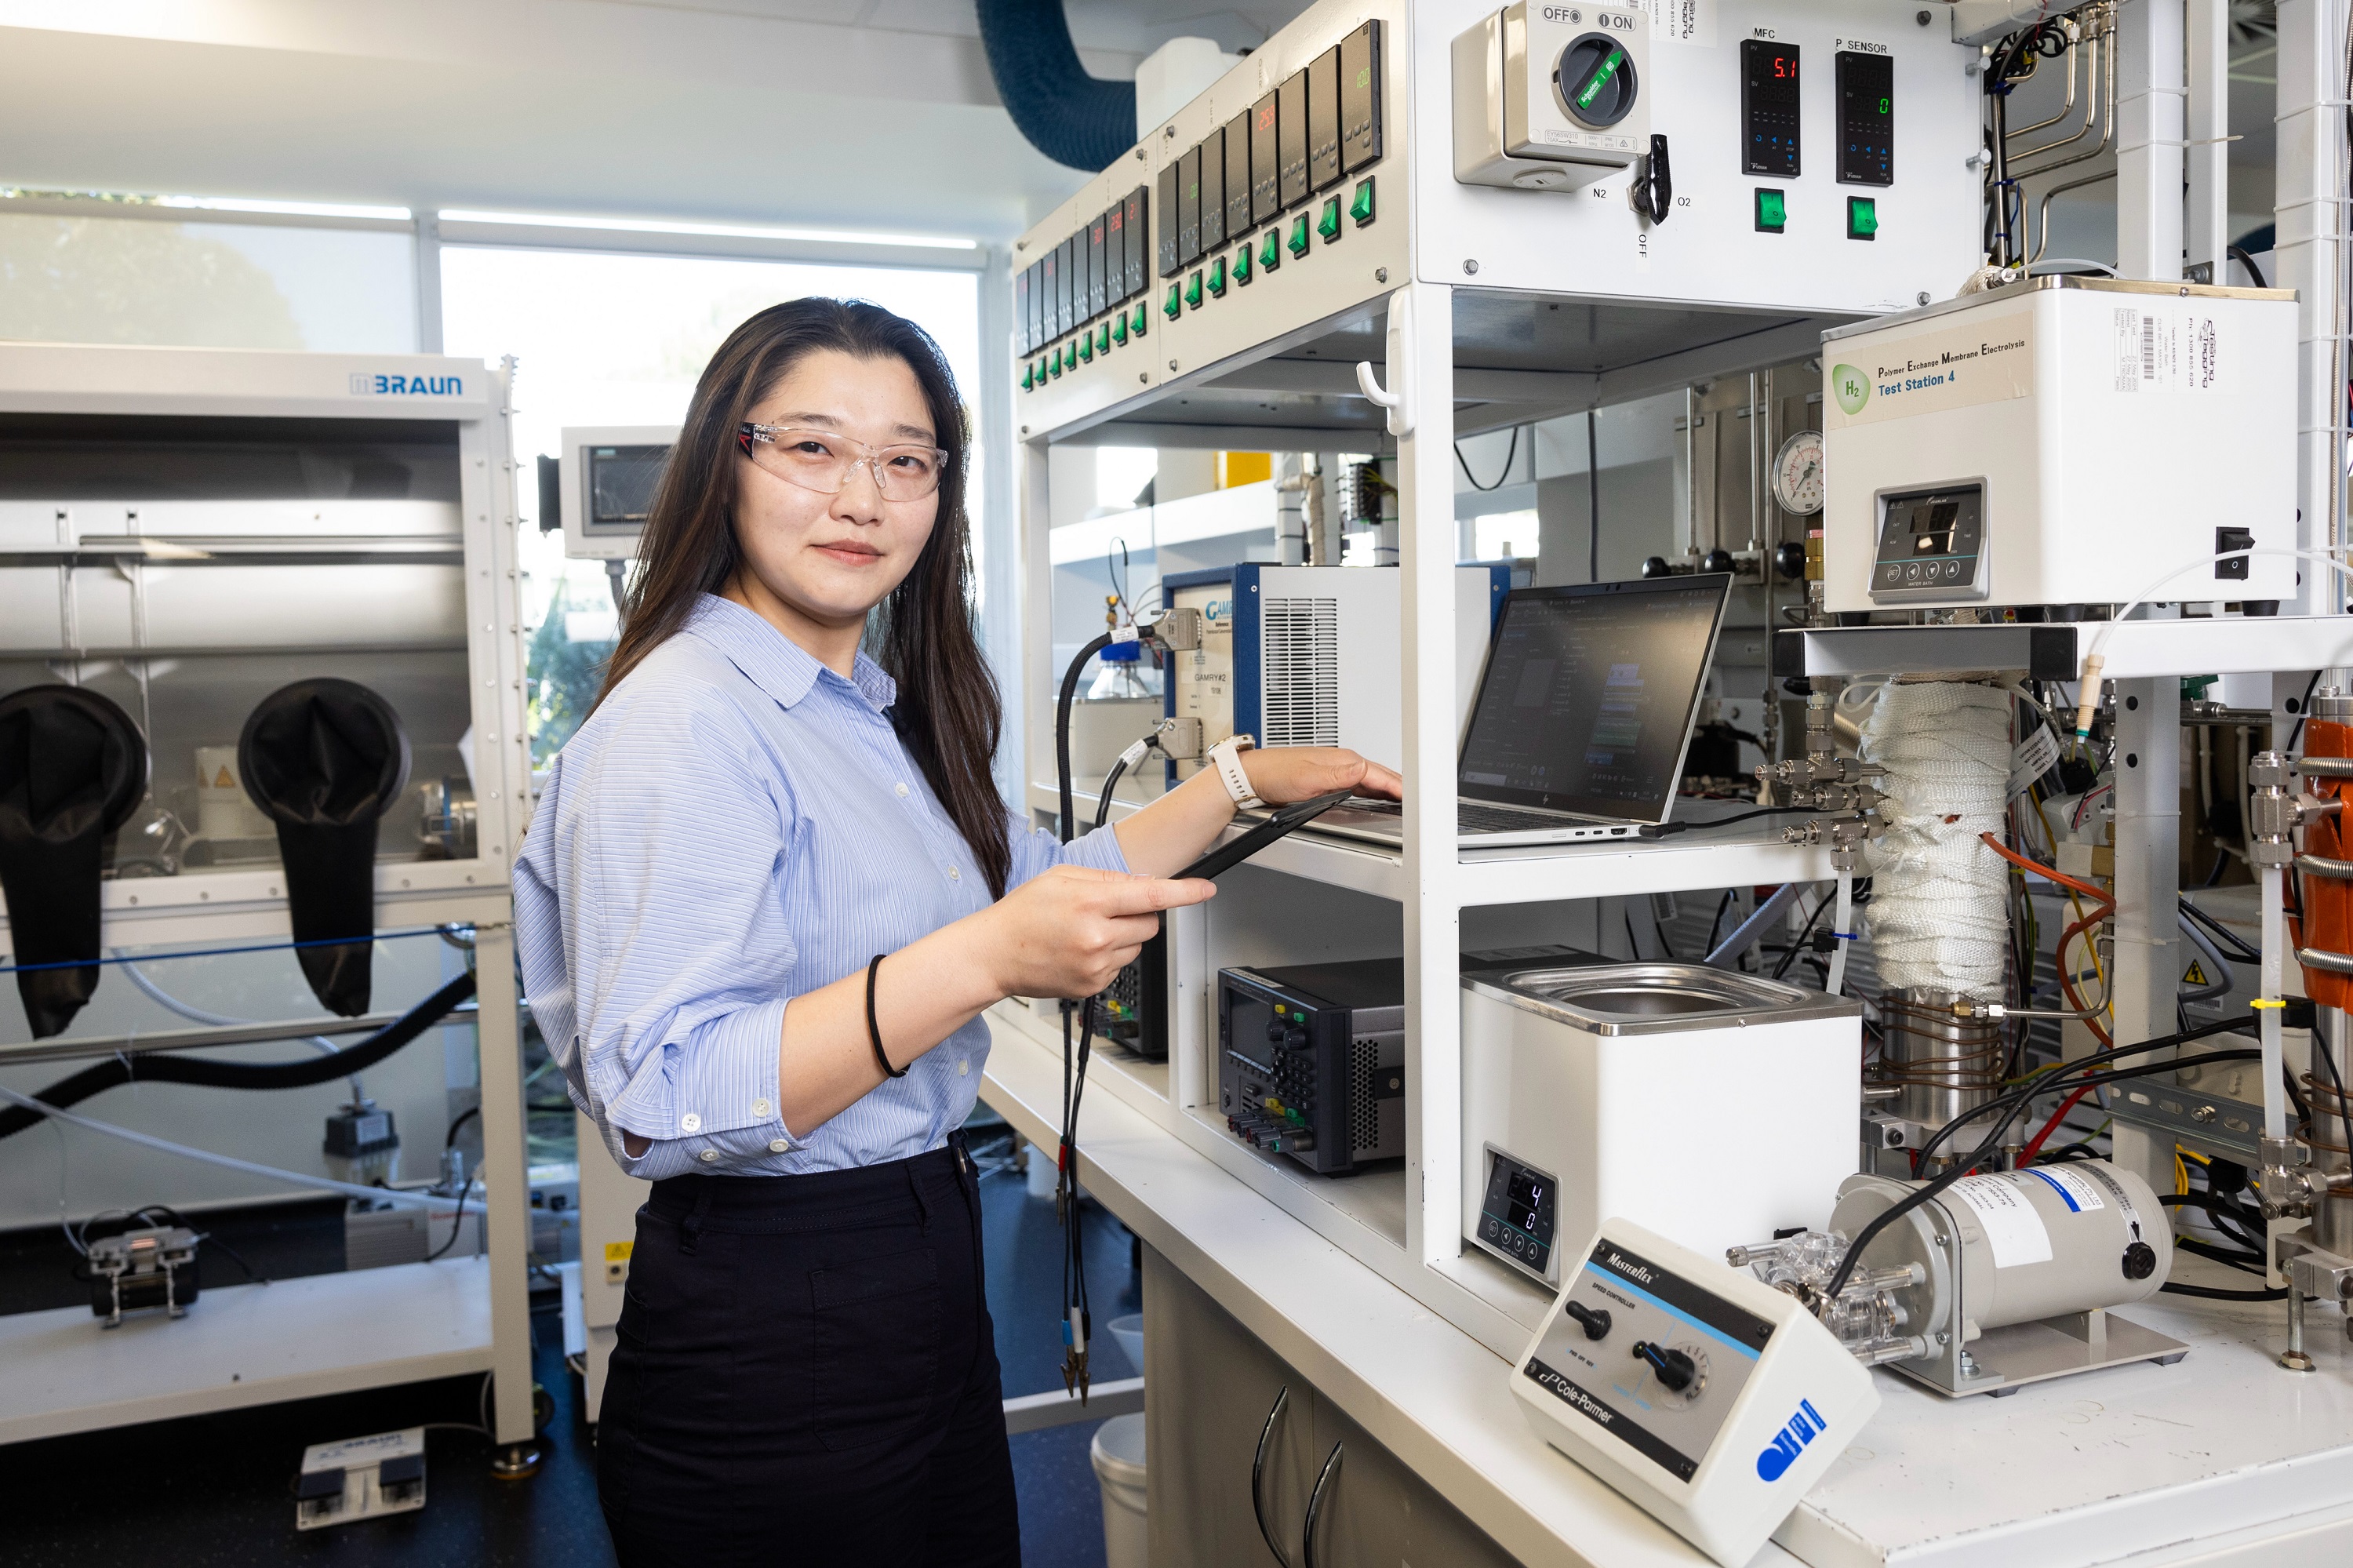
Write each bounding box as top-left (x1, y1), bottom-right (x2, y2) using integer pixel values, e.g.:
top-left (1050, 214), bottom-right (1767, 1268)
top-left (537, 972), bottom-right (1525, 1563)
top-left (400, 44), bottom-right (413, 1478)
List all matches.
top-left (1950, 1173), bottom-right (2053, 1268)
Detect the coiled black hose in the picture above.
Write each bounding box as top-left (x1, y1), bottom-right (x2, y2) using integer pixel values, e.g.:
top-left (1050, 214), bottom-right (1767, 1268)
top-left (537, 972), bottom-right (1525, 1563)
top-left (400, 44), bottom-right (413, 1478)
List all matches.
top-left (0, 971), bottom-right (478, 1141)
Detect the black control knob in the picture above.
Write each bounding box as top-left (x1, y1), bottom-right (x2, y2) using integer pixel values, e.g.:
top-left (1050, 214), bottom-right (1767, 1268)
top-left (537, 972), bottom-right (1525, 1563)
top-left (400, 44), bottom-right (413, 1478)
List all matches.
top-left (2121, 1241), bottom-right (2158, 1280)
top-left (1639, 555), bottom-right (1674, 580)
top-left (1282, 1027), bottom-right (1308, 1050)
top-left (1773, 540), bottom-right (1808, 581)
top-left (1700, 548), bottom-right (1737, 575)
top-left (1634, 1341), bottom-right (1696, 1392)
top-left (1266, 1020), bottom-right (1286, 1042)
top-left (1565, 1301), bottom-right (1612, 1341)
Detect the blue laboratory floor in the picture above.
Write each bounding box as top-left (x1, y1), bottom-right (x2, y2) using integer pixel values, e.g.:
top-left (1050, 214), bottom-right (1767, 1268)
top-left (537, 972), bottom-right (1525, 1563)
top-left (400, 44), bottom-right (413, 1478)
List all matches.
top-left (0, 1132), bottom-right (1140, 1566)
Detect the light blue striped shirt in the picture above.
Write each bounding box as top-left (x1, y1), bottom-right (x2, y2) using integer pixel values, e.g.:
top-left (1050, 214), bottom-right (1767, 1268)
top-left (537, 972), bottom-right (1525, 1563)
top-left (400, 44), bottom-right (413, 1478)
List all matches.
top-left (514, 593), bottom-right (1127, 1180)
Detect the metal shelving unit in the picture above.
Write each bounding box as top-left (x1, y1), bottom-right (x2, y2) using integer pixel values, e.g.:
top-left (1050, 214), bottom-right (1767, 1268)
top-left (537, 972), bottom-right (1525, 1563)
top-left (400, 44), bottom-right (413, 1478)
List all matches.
top-left (1009, 0), bottom-right (1984, 1358)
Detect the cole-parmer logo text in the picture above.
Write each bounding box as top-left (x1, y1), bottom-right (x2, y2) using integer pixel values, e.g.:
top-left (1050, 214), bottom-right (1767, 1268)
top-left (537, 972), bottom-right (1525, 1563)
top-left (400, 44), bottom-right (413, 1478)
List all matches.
top-left (1755, 1399), bottom-right (1827, 1482)
top-left (349, 372), bottom-right (465, 396)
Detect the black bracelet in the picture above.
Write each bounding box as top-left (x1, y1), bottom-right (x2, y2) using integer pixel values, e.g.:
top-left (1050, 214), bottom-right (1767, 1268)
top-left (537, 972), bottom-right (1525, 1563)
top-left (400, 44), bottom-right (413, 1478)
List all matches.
top-left (866, 955), bottom-right (906, 1079)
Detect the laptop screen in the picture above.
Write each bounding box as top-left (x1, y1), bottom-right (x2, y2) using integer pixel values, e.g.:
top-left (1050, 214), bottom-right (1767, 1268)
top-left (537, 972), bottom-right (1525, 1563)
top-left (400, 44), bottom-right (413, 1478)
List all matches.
top-left (1454, 576), bottom-right (1730, 821)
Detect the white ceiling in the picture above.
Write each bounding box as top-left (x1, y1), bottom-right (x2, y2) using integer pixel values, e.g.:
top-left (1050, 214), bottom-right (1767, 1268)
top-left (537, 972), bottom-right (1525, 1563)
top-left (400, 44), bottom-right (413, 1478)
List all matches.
top-left (0, 0), bottom-right (1314, 242)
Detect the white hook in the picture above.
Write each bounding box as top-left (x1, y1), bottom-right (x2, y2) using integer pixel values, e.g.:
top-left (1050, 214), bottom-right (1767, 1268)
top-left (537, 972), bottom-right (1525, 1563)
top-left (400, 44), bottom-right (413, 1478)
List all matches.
top-left (1355, 360), bottom-right (1402, 424)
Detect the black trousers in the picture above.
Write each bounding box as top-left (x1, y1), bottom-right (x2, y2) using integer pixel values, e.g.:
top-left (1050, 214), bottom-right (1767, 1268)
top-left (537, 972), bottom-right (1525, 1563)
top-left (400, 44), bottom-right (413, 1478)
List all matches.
top-left (598, 1132), bottom-right (1021, 1566)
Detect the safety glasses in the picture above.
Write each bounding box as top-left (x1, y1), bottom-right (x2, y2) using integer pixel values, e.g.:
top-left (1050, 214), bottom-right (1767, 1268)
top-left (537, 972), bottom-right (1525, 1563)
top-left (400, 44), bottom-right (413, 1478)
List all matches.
top-left (736, 423), bottom-right (948, 502)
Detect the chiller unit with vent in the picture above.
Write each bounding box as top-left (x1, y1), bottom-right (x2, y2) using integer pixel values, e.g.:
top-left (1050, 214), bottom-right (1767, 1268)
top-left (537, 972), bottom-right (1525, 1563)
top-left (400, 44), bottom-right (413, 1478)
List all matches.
top-left (1159, 562), bottom-right (1506, 788)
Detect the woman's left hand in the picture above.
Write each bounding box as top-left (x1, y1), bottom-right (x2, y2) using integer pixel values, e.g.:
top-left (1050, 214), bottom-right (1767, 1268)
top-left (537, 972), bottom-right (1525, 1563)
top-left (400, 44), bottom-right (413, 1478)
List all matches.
top-left (1238, 746), bottom-right (1402, 806)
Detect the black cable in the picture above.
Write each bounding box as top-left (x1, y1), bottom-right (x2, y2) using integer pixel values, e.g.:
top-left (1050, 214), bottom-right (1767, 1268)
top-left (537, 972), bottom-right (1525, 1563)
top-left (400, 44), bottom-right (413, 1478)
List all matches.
top-left (2318, 1013), bottom-right (2353, 1173)
top-left (2179, 898), bottom-right (2260, 963)
top-left (1094, 750), bottom-right (1137, 833)
top-left (2158, 1193), bottom-right (2266, 1260)
top-left (1056, 631), bottom-right (1117, 841)
top-left (1703, 890), bottom-right (1734, 956)
top-left (1586, 408), bottom-right (1600, 584)
top-left (446, 1104), bottom-right (480, 1149)
top-left (2160, 1280), bottom-right (2289, 1301)
top-left (424, 1174), bottom-right (478, 1264)
top-left (1053, 629), bottom-right (1119, 1395)
top-left (1455, 426), bottom-right (1521, 493)
top-left (2174, 1238), bottom-right (2268, 1275)
top-left (1641, 806), bottom-right (1820, 839)
top-left (2287, 668), bottom-right (2324, 752)
top-left (0, 972), bottom-right (479, 1141)
top-left (1826, 1018), bottom-right (2250, 1297)
top-left (2227, 244), bottom-right (2269, 289)
top-left (1772, 889), bottom-right (1832, 981)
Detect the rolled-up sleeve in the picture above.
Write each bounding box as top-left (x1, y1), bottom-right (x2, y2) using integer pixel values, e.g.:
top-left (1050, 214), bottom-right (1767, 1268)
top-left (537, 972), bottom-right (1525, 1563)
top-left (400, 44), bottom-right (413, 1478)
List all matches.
top-left (551, 686), bottom-right (802, 1181)
top-left (1005, 813), bottom-right (1130, 889)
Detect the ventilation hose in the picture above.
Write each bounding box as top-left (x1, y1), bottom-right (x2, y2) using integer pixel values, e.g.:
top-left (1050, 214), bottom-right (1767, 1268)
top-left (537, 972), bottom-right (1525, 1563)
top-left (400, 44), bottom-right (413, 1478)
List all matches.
top-left (974, 0), bottom-right (1139, 172)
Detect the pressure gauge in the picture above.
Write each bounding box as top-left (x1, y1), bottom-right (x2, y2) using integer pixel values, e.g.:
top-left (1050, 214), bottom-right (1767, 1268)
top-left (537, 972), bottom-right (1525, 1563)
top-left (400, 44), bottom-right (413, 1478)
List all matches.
top-left (1771, 429), bottom-right (1824, 515)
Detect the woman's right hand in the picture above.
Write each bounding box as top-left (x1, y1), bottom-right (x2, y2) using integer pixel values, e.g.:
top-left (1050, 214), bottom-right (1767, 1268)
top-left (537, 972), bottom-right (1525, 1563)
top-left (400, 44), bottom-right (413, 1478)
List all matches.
top-left (978, 864), bottom-right (1216, 999)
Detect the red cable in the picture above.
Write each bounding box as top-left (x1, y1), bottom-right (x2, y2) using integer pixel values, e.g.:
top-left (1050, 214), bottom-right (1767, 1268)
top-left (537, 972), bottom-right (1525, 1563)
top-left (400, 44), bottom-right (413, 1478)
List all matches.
top-left (2019, 1084), bottom-right (2095, 1165)
top-left (1979, 831), bottom-right (2115, 1046)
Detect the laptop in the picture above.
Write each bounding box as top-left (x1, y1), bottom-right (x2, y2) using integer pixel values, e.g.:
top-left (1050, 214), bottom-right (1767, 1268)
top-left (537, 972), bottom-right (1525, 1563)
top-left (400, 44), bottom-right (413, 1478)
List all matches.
top-left (1306, 573), bottom-right (1733, 849)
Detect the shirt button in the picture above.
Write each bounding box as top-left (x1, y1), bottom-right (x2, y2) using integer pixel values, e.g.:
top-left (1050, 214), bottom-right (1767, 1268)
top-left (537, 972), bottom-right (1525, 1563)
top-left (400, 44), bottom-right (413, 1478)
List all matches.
top-left (752, 1098), bottom-right (770, 1117)
top-left (947, 866), bottom-right (961, 882)
top-left (681, 1112), bottom-right (703, 1133)
top-left (958, 1057), bottom-right (969, 1076)
top-left (697, 1148), bottom-right (720, 1163)
top-left (895, 782), bottom-right (910, 798)
top-left (768, 1138), bottom-right (790, 1154)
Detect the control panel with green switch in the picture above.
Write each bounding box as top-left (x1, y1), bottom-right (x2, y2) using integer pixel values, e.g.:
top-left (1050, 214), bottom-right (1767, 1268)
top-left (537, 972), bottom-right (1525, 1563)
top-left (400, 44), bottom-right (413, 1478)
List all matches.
top-left (1232, 242), bottom-right (1253, 286)
top-left (1207, 256), bottom-right (1227, 297)
top-left (1316, 196), bottom-right (1343, 243)
top-left (1753, 188), bottom-right (1785, 234)
top-left (1259, 228), bottom-right (1282, 273)
top-left (1184, 270), bottom-right (1204, 310)
top-left (1287, 213), bottom-right (1311, 258)
top-left (1846, 196), bottom-right (1878, 241)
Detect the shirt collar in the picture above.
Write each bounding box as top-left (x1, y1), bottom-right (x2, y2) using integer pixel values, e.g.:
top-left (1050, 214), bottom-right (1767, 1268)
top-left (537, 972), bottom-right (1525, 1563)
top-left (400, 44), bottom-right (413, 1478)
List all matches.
top-left (682, 593), bottom-right (897, 712)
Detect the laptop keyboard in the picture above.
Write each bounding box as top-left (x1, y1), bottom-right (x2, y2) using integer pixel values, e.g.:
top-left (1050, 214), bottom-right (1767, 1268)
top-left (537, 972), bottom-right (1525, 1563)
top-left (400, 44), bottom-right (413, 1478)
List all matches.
top-left (1341, 800), bottom-right (1580, 833)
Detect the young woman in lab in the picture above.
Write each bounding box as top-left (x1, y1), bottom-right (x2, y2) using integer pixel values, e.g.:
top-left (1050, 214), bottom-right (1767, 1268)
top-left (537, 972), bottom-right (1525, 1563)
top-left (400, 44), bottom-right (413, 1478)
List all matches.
top-left (515, 297), bottom-right (1398, 1566)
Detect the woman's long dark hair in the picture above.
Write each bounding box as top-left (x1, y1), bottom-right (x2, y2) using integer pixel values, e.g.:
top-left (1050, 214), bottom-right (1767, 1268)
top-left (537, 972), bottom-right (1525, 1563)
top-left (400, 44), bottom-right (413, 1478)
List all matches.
top-left (597, 299), bottom-right (1010, 897)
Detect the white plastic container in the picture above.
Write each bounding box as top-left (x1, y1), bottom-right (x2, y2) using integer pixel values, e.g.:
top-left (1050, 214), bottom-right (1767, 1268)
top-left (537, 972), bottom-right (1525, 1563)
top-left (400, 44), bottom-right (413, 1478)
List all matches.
top-left (1461, 962), bottom-right (1861, 1287)
top-left (195, 745), bottom-right (273, 839)
top-left (1106, 1313), bottom-right (1145, 1378)
top-left (1090, 1412), bottom-right (1148, 1568)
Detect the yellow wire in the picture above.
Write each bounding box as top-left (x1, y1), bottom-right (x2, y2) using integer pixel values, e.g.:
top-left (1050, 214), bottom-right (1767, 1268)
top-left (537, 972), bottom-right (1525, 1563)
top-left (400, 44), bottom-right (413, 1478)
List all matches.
top-left (2029, 788), bottom-right (2111, 1014)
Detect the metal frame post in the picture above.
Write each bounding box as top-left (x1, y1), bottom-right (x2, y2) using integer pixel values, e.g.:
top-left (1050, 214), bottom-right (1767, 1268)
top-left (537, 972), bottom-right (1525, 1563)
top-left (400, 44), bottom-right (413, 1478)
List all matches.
top-left (978, 245), bottom-right (1025, 806)
top-left (2115, 0), bottom-right (2187, 282)
top-left (2105, 0), bottom-right (2188, 1192)
top-left (2184, 0), bottom-right (2228, 278)
top-left (2278, 0), bottom-right (2350, 617)
top-left (1393, 281), bottom-right (1461, 1268)
top-left (474, 921), bottom-right (539, 1455)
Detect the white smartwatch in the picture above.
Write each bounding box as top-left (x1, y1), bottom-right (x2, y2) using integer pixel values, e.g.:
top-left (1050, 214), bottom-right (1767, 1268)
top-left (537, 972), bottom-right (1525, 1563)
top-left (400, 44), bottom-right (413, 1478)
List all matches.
top-left (1207, 734), bottom-right (1265, 810)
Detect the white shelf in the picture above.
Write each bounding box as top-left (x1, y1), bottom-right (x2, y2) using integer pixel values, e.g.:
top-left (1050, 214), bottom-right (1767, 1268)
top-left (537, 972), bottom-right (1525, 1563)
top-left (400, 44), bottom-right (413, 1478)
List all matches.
top-left (1025, 781), bottom-right (1837, 904)
top-left (991, 999), bottom-right (1593, 1362)
top-left (0, 1257), bottom-right (496, 1444)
